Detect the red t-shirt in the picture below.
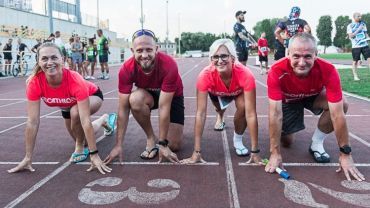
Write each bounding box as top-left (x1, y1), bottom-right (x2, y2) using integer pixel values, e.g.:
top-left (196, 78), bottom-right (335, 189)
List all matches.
top-left (267, 57), bottom-right (342, 103)
top-left (196, 63), bottom-right (256, 96)
top-left (258, 38), bottom-right (268, 56)
top-left (27, 68), bottom-right (98, 108)
top-left (118, 52), bottom-right (183, 96)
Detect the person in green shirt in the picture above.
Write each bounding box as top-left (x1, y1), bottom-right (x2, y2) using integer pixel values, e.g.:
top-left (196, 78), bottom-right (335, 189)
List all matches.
top-left (84, 38), bottom-right (97, 80)
top-left (97, 29), bottom-right (110, 80)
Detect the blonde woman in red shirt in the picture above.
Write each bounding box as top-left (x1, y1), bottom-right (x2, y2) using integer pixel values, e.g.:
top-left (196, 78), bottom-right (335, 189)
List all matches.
top-left (8, 43), bottom-right (115, 175)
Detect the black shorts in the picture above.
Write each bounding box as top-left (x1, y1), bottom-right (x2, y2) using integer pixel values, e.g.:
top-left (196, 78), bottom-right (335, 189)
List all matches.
top-left (4, 53), bottom-right (12, 60)
top-left (61, 88), bottom-right (104, 119)
top-left (147, 90), bottom-right (185, 125)
top-left (88, 57), bottom-right (96, 63)
top-left (236, 47), bottom-right (249, 62)
top-left (274, 40), bottom-right (286, 60)
top-left (352, 46), bottom-right (370, 61)
top-left (99, 54), bottom-right (108, 63)
top-left (259, 55), bottom-right (268, 62)
top-left (282, 95), bottom-right (323, 136)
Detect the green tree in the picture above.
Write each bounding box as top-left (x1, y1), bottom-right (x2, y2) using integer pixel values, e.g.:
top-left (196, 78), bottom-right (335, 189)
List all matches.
top-left (253, 17), bottom-right (286, 49)
top-left (316, 15), bottom-right (333, 53)
top-left (175, 32), bottom-right (224, 54)
top-left (333, 15), bottom-right (351, 51)
top-left (361, 13), bottom-right (370, 36)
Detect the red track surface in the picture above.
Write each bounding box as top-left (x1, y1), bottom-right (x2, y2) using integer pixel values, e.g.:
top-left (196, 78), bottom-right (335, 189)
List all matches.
top-left (0, 57), bottom-right (369, 208)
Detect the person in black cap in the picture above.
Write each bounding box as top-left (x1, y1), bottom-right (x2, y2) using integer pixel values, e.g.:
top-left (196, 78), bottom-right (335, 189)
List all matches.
top-left (233, 10), bottom-right (253, 66)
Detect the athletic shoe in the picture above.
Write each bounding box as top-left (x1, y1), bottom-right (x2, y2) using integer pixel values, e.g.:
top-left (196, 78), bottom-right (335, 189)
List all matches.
top-left (104, 74), bottom-right (110, 80)
top-left (104, 113), bottom-right (118, 136)
top-left (90, 76), bottom-right (96, 80)
top-left (98, 74), bottom-right (105, 79)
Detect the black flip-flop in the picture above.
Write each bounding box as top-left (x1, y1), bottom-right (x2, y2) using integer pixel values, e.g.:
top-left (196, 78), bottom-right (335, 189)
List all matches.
top-left (140, 146), bottom-right (159, 160)
top-left (309, 147), bottom-right (330, 163)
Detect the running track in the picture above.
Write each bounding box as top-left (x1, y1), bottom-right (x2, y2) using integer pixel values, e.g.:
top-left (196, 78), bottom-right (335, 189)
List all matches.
top-left (0, 57), bottom-right (370, 208)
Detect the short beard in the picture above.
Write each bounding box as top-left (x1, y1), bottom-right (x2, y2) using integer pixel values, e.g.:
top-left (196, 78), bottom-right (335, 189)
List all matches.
top-left (239, 17), bottom-right (245, 23)
top-left (140, 61), bottom-right (154, 72)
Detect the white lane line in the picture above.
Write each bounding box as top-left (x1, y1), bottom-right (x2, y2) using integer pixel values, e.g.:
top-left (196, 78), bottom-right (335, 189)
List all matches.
top-left (0, 90), bottom-right (117, 135)
top-left (0, 99), bottom-right (27, 101)
top-left (3, 114), bottom-right (370, 120)
top-left (5, 134), bottom-right (108, 207)
top-left (221, 130), bottom-right (240, 208)
top-left (0, 100), bottom-right (26, 108)
top-left (349, 132), bottom-right (370, 148)
top-left (180, 59), bottom-right (206, 78)
top-left (0, 96), bottom-right (269, 101)
top-left (5, 161), bottom-right (71, 208)
top-left (4, 114), bottom-right (370, 119)
top-left (0, 110), bottom-right (59, 134)
top-left (0, 162), bottom-right (59, 165)
top-left (343, 91), bottom-right (370, 103)
top-left (76, 161), bottom-right (219, 166)
top-left (239, 162), bottom-right (370, 167)
top-left (0, 117), bottom-right (29, 119)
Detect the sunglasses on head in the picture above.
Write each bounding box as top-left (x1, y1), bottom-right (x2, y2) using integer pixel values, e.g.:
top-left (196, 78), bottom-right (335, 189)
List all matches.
top-left (132, 29), bottom-right (156, 41)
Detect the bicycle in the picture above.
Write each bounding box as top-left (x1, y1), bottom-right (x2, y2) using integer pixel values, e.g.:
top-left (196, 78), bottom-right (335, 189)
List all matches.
top-left (12, 54), bottom-right (30, 77)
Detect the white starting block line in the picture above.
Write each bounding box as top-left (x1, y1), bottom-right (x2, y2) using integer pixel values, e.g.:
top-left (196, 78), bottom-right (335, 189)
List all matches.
top-left (0, 161), bottom-right (219, 166)
top-left (76, 161), bottom-right (219, 166)
top-left (239, 162), bottom-right (370, 167)
top-left (0, 162), bottom-right (59, 165)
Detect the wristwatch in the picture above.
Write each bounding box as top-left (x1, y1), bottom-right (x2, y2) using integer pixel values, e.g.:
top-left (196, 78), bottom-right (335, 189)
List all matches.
top-left (339, 145), bottom-right (352, 155)
top-left (158, 139), bottom-right (169, 147)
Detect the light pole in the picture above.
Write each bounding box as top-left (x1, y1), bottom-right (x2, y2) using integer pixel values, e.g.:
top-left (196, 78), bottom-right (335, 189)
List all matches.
top-left (48, 0), bottom-right (53, 34)
top-left (96, 0), bottom-right (99, 28)
top-left (140, 0), bottom-right (144, 30)
top-left (166, 0), bottom-right (169, 54)
top-left (178, 13), bottom-right (181, 56)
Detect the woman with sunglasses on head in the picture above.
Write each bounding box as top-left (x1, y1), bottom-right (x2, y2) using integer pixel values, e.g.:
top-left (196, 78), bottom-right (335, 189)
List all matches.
top-left (181, 39), bottom-right (261, 164)
top-left (7, 42), bottom-right (115, 175)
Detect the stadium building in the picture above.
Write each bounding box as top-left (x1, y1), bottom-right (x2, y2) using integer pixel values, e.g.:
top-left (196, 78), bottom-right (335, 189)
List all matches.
top-left (0, 0), bottom-right (127, 70)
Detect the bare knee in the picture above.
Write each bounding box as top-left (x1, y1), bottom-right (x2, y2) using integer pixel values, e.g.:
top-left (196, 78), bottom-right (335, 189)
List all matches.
top-left (129, 90), bottom-right (151, 111)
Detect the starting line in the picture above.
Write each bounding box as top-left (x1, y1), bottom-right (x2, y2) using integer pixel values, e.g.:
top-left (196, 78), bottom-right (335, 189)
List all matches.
top-left (239, 162), bottom-right (370, 167)
top-left (2, 162), bottom-right (369, 167)
top-left (76, 161), bottom-right (219, 166)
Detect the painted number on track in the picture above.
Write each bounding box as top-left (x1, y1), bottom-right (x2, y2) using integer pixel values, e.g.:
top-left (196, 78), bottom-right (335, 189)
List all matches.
top-left (78, 177), bottom-right (180, 205)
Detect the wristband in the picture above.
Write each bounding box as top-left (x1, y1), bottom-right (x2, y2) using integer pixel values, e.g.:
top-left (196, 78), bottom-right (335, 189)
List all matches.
top-left (250, 149), bottom-right (260, 153)
top-left (158, 139), bottom-right (169, 147)
top-left (89, 150), bottom-right (99, 155)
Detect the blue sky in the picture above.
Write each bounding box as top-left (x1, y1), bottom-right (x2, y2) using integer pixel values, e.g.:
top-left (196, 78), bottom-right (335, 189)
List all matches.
top-left (80, 0), bottom-right (369, 41)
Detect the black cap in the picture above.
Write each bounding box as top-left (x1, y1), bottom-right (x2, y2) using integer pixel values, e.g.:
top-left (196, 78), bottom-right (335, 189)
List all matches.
top-left (235, 10), bottom-right (246, 17)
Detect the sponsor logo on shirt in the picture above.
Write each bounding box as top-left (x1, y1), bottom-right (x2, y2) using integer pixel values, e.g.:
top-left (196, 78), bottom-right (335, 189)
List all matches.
top-left (146, 88), bottom-right (161, 92)
top-left (210, 89), bottom-right (242, 97)
top-left (284, 92), bottom-right (319, 103)
top-left (41, 97), bottom-right (76, 104)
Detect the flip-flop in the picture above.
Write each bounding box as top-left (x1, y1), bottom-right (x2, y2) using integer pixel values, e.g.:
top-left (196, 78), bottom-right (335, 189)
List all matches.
top-left (235, 147), bottom-right (249, 157)
top-left (140, 146), bottom-right (159, 160)
top-left (71, 147), bottom-right (89, 163)
top-left (309, 146), bottom-right (330, 163)
top-left (214, 121), bottom-right (225, 131)
top-left (104, 113), bottom-right (118, 136)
